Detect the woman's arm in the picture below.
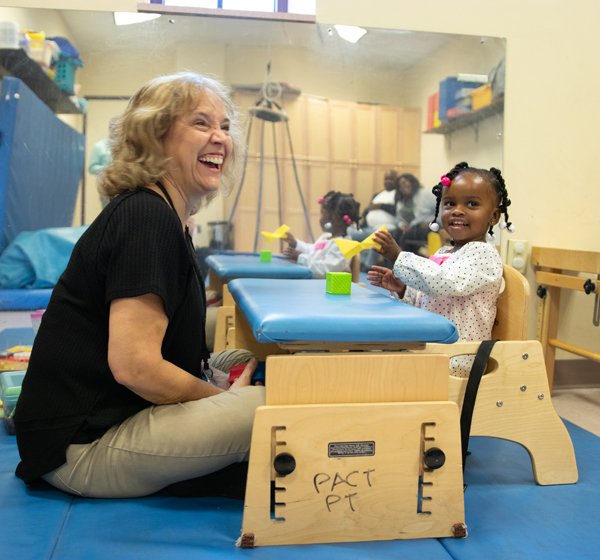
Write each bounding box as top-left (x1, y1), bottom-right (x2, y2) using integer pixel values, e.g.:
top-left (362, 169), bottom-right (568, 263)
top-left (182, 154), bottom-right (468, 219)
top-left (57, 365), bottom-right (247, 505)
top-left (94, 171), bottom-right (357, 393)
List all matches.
top-left (108, 294), bottom-right (227, 404)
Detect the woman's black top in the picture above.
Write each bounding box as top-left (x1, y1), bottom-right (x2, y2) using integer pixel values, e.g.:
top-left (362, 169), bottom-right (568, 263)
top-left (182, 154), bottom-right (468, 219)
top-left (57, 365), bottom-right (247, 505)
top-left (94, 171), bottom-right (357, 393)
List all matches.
top-left (14, 187), bottom-right (209, 483)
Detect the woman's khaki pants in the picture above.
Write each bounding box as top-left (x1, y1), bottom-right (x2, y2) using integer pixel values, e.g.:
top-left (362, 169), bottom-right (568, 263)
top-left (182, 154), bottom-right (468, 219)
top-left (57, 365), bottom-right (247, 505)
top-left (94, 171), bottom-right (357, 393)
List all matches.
top-left (42, 350), bottom-right (264, 498)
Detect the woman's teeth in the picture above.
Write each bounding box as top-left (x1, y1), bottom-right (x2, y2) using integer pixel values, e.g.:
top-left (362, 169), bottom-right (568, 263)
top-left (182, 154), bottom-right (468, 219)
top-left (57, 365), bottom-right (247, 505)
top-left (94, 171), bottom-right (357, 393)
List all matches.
top-left (198, 156), bottom-right (223, 164)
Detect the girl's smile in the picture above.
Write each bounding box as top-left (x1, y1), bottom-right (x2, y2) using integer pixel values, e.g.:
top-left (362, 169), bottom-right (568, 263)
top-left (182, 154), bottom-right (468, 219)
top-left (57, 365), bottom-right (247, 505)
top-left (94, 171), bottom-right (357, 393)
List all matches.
top-left (441, 172), bottom-right (500, 248)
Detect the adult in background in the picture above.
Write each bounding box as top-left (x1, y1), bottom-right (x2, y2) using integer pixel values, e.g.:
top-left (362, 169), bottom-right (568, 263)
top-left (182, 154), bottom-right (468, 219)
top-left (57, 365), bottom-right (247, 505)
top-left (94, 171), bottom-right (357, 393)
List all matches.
top-left (394, 173), bottom-right (438, 254)
top-left (88, 117), bottom-right (118, 209)
top-left (349, 170), bottom-right (399, 271)
top-left (14, 72), bottom-right (264, 499)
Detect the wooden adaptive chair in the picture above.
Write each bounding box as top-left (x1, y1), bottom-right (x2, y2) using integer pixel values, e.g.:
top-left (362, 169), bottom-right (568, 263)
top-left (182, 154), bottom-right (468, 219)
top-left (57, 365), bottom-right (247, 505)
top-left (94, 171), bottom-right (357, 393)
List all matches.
top-left (239, 266), bottom-right (578, 548)
top-left (417, 265), bottom-right (578, 486)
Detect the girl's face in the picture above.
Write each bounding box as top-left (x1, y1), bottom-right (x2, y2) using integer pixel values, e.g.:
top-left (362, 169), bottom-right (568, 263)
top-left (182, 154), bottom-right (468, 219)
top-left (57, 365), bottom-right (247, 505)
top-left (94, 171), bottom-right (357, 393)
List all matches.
top-left (441, 172), bottom-right (500, 248)
top-left (320, 205), bottom-right (345, 235)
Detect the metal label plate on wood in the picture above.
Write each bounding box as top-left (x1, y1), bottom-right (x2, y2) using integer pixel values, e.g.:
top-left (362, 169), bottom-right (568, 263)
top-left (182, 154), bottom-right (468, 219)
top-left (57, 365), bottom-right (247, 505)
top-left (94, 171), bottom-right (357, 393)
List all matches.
top-left (328, 441), bottom-right (375, 458)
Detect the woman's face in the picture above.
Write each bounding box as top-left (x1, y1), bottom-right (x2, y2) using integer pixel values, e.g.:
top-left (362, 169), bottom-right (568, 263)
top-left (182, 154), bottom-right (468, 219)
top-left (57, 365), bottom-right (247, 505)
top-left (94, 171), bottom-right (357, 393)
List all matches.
top-left (162, 92), bottom-right (232, 200)
top-left (398, 177), bottom-right (414, 197)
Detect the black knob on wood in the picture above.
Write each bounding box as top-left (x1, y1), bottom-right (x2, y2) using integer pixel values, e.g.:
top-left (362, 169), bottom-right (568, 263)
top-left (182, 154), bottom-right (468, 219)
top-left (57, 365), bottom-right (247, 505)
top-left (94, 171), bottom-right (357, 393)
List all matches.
top-left (273, 452), bottom-right (296, 476)
top-left (423, 447), bottom-right (446, 469)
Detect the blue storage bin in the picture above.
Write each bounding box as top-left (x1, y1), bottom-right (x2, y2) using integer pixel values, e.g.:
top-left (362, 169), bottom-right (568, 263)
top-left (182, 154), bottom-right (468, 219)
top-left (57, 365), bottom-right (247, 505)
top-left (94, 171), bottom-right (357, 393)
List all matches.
top-left (438, 77), bottom-right (483, 122)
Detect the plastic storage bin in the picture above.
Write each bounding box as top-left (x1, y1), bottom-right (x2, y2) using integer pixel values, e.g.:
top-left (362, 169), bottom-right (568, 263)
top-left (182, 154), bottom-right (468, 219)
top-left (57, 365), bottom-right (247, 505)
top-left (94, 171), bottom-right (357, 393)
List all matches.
top-left (438, 77), bottom-right (482, 123)
top-left (54, 53), bottom-right (82, 95)
top-left (0, 370), bottom-right (25, 435)
top-left (472, 83), bottom-right (493, 111)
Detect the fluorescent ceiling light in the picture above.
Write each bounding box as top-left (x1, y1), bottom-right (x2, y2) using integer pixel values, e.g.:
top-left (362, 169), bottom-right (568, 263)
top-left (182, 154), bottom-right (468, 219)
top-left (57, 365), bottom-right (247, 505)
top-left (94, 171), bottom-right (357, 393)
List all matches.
top-left (334, 25), bottom-right (367, 44)
top-left (114, 12), bottom-right (161, 26)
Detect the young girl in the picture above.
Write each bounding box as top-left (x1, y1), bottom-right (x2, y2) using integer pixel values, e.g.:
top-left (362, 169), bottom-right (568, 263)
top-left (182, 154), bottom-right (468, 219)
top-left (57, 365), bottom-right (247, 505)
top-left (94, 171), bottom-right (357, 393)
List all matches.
top-left (283, 191), bottom-right (361, 279)
top-left (367, 162), bottom-right (513, 377)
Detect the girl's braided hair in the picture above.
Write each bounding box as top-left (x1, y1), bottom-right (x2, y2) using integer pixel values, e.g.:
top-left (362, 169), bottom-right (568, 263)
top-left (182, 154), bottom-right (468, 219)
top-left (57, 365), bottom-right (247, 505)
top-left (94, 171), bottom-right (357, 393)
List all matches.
top-left (431, 161), bottom-right (512, 237)
top-left (321, 191), bottom-right (361, 227)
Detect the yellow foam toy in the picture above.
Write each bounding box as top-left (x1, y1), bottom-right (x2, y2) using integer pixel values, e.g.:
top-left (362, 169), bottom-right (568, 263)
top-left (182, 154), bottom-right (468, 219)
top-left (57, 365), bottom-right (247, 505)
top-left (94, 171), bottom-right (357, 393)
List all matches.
top-left (261, 225), bottom-right (290, 243)
top-left (334, 225), bottom-right (388, 259)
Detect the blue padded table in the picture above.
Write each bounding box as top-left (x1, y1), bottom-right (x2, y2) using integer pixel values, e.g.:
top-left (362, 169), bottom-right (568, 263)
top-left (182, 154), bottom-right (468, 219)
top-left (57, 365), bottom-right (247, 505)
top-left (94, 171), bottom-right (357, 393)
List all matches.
top-left (206, 254), bottom-right (312, 294)
top-left (227, 278), bottom-right (458, 349)
top-left (1, 421), bottom-right (598, 559)
top-left (206, 257), bottom-right (313, 352)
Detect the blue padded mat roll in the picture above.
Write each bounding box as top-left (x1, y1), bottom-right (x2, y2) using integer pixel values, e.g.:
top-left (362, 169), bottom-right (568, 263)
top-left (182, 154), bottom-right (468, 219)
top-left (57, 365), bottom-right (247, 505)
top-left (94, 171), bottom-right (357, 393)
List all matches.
top-left (0, 289), bottom-right (52, 310)
top-left (0, 77), bottom-right (85, 253)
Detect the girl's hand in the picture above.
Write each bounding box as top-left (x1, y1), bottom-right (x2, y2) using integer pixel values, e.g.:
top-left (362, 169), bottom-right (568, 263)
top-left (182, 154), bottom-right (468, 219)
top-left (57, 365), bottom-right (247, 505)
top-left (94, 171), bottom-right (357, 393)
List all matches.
top-left (283, 247), bottom-right (301, 261)
top-left (372, 230), bottom-right (401, 263)
top-left (284, 232), bottom-right (297, 248)
top-left (366, 265), bottom-right (407, 296)
top-left (229, 358), bottom-right (263, 389)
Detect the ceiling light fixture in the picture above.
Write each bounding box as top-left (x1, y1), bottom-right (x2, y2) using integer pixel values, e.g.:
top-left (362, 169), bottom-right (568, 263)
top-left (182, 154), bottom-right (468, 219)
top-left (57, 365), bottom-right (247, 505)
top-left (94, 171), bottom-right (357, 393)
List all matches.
top-left (334, 25), bottom-right (367, 44)
top-left (114, 12), bottom-right (161, 26)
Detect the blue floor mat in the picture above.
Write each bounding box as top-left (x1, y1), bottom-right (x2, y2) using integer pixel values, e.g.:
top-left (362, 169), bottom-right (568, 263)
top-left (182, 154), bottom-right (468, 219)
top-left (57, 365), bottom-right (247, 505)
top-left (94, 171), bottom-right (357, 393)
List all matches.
top-left (1, 420), bottom-right (598, 559)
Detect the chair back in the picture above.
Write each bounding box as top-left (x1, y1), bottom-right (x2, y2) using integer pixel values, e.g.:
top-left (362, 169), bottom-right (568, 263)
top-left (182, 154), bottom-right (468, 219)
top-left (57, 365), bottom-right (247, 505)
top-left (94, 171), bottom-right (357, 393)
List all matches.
top-left (492, 265), bottom-right (531, 341)
top-left (350, 254), bottom-right (361, 283)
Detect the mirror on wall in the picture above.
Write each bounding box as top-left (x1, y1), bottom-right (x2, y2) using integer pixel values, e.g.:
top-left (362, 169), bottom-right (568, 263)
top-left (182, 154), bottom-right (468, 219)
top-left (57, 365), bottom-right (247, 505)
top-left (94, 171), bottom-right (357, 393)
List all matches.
top-left (0, 7), bottom-right (505, 251)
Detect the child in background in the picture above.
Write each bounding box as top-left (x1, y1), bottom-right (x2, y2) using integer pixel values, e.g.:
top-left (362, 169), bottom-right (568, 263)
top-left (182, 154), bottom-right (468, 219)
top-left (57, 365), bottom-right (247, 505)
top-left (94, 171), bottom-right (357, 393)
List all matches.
top-left (283, 191), bottom-right (361, 279)
top-left (367, 162), bottom-right (513, 377)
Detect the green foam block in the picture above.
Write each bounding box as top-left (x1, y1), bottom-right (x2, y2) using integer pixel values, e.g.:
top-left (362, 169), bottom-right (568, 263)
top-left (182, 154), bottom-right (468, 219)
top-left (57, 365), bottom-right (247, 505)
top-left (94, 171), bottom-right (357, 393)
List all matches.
top-left (326, 272), bottom-right (351, 294)
top-left (260, 250), bottom-right (272, 262)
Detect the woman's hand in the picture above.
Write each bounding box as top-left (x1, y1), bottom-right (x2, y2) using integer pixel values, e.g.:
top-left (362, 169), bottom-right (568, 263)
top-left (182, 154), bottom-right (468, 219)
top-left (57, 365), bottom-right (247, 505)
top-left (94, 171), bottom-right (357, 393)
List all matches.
top-left (284, 232), bottom-right (297, 248)
top-left (283, 246), bottom-right (301, 261)
top-left (366, 265), bottom-right (407, 297)
top-left (229, 358), bottom-right (263, 389)
top-left (372, 230), bottom-right (401, 263)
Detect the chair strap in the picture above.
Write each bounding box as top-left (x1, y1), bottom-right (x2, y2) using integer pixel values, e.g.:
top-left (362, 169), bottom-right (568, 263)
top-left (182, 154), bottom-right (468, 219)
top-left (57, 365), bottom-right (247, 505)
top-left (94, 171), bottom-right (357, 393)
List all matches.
top-left (460, 339), bottom-right (498, 473)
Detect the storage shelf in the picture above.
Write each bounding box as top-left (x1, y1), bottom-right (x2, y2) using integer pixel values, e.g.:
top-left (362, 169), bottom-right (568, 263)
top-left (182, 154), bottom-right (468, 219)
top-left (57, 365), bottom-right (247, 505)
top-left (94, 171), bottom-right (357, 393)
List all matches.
top-left (0, 49), bottom-right (81, 114)
top-left (424, 95), bottom-right (503, 135)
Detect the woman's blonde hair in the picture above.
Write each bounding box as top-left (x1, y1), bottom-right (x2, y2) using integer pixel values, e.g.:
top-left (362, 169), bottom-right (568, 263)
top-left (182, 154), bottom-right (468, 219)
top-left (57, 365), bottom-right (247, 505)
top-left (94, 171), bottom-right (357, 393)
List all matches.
top-left (98, 71), bottom-right (245, 210)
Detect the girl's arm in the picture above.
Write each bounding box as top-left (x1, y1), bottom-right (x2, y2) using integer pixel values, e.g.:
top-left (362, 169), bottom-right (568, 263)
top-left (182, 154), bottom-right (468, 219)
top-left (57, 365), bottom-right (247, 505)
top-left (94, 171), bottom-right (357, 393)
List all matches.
top-left (294, 237), bottom-right (315, 254)
top-left (393, 243), bottom-right (503, 298)
top-left (297, 239), bottom-right (349, 279)
top-left (366, 265), bottom-right (407, 297)
top-left (108, 294), bottom-right (256, 404)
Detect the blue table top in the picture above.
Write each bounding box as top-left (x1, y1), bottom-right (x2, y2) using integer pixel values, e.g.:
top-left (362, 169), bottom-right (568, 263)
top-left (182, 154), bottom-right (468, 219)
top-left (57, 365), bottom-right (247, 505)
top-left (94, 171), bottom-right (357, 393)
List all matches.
top-left (227, 278), bottom-right (459, 344)
top-left (205, 254), bottom-right (313, 280)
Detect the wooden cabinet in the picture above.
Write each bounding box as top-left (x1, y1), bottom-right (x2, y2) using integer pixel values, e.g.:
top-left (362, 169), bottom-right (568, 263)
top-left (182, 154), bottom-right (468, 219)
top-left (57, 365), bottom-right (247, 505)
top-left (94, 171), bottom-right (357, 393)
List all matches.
top-left (227, 90), bottom-right (420, 252)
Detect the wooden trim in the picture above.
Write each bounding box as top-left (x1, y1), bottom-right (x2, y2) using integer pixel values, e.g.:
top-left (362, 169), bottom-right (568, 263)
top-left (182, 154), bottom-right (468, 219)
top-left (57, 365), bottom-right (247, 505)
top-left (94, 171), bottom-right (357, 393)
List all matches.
top-left (548, 339), bottom-right (600, 363)
top-left (531, 246), bottom-right (600, 275)
top-left (137, 3), bottom-right (317, 23)
top-left (536, 270), bottom-right (595, 293)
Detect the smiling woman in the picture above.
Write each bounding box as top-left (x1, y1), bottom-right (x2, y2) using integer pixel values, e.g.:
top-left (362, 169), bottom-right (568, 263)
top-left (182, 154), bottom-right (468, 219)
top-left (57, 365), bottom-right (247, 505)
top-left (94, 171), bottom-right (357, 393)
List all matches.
top-left (98, 72), bottom-right (245, 211)
top-left (13, 71), bottom-right (265, 499)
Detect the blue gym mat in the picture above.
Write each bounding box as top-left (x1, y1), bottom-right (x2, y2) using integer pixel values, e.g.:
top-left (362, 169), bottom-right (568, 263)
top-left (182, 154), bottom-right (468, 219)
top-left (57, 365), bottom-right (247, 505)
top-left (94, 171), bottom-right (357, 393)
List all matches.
top-left (1, 420), bottom-right (598, 559)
